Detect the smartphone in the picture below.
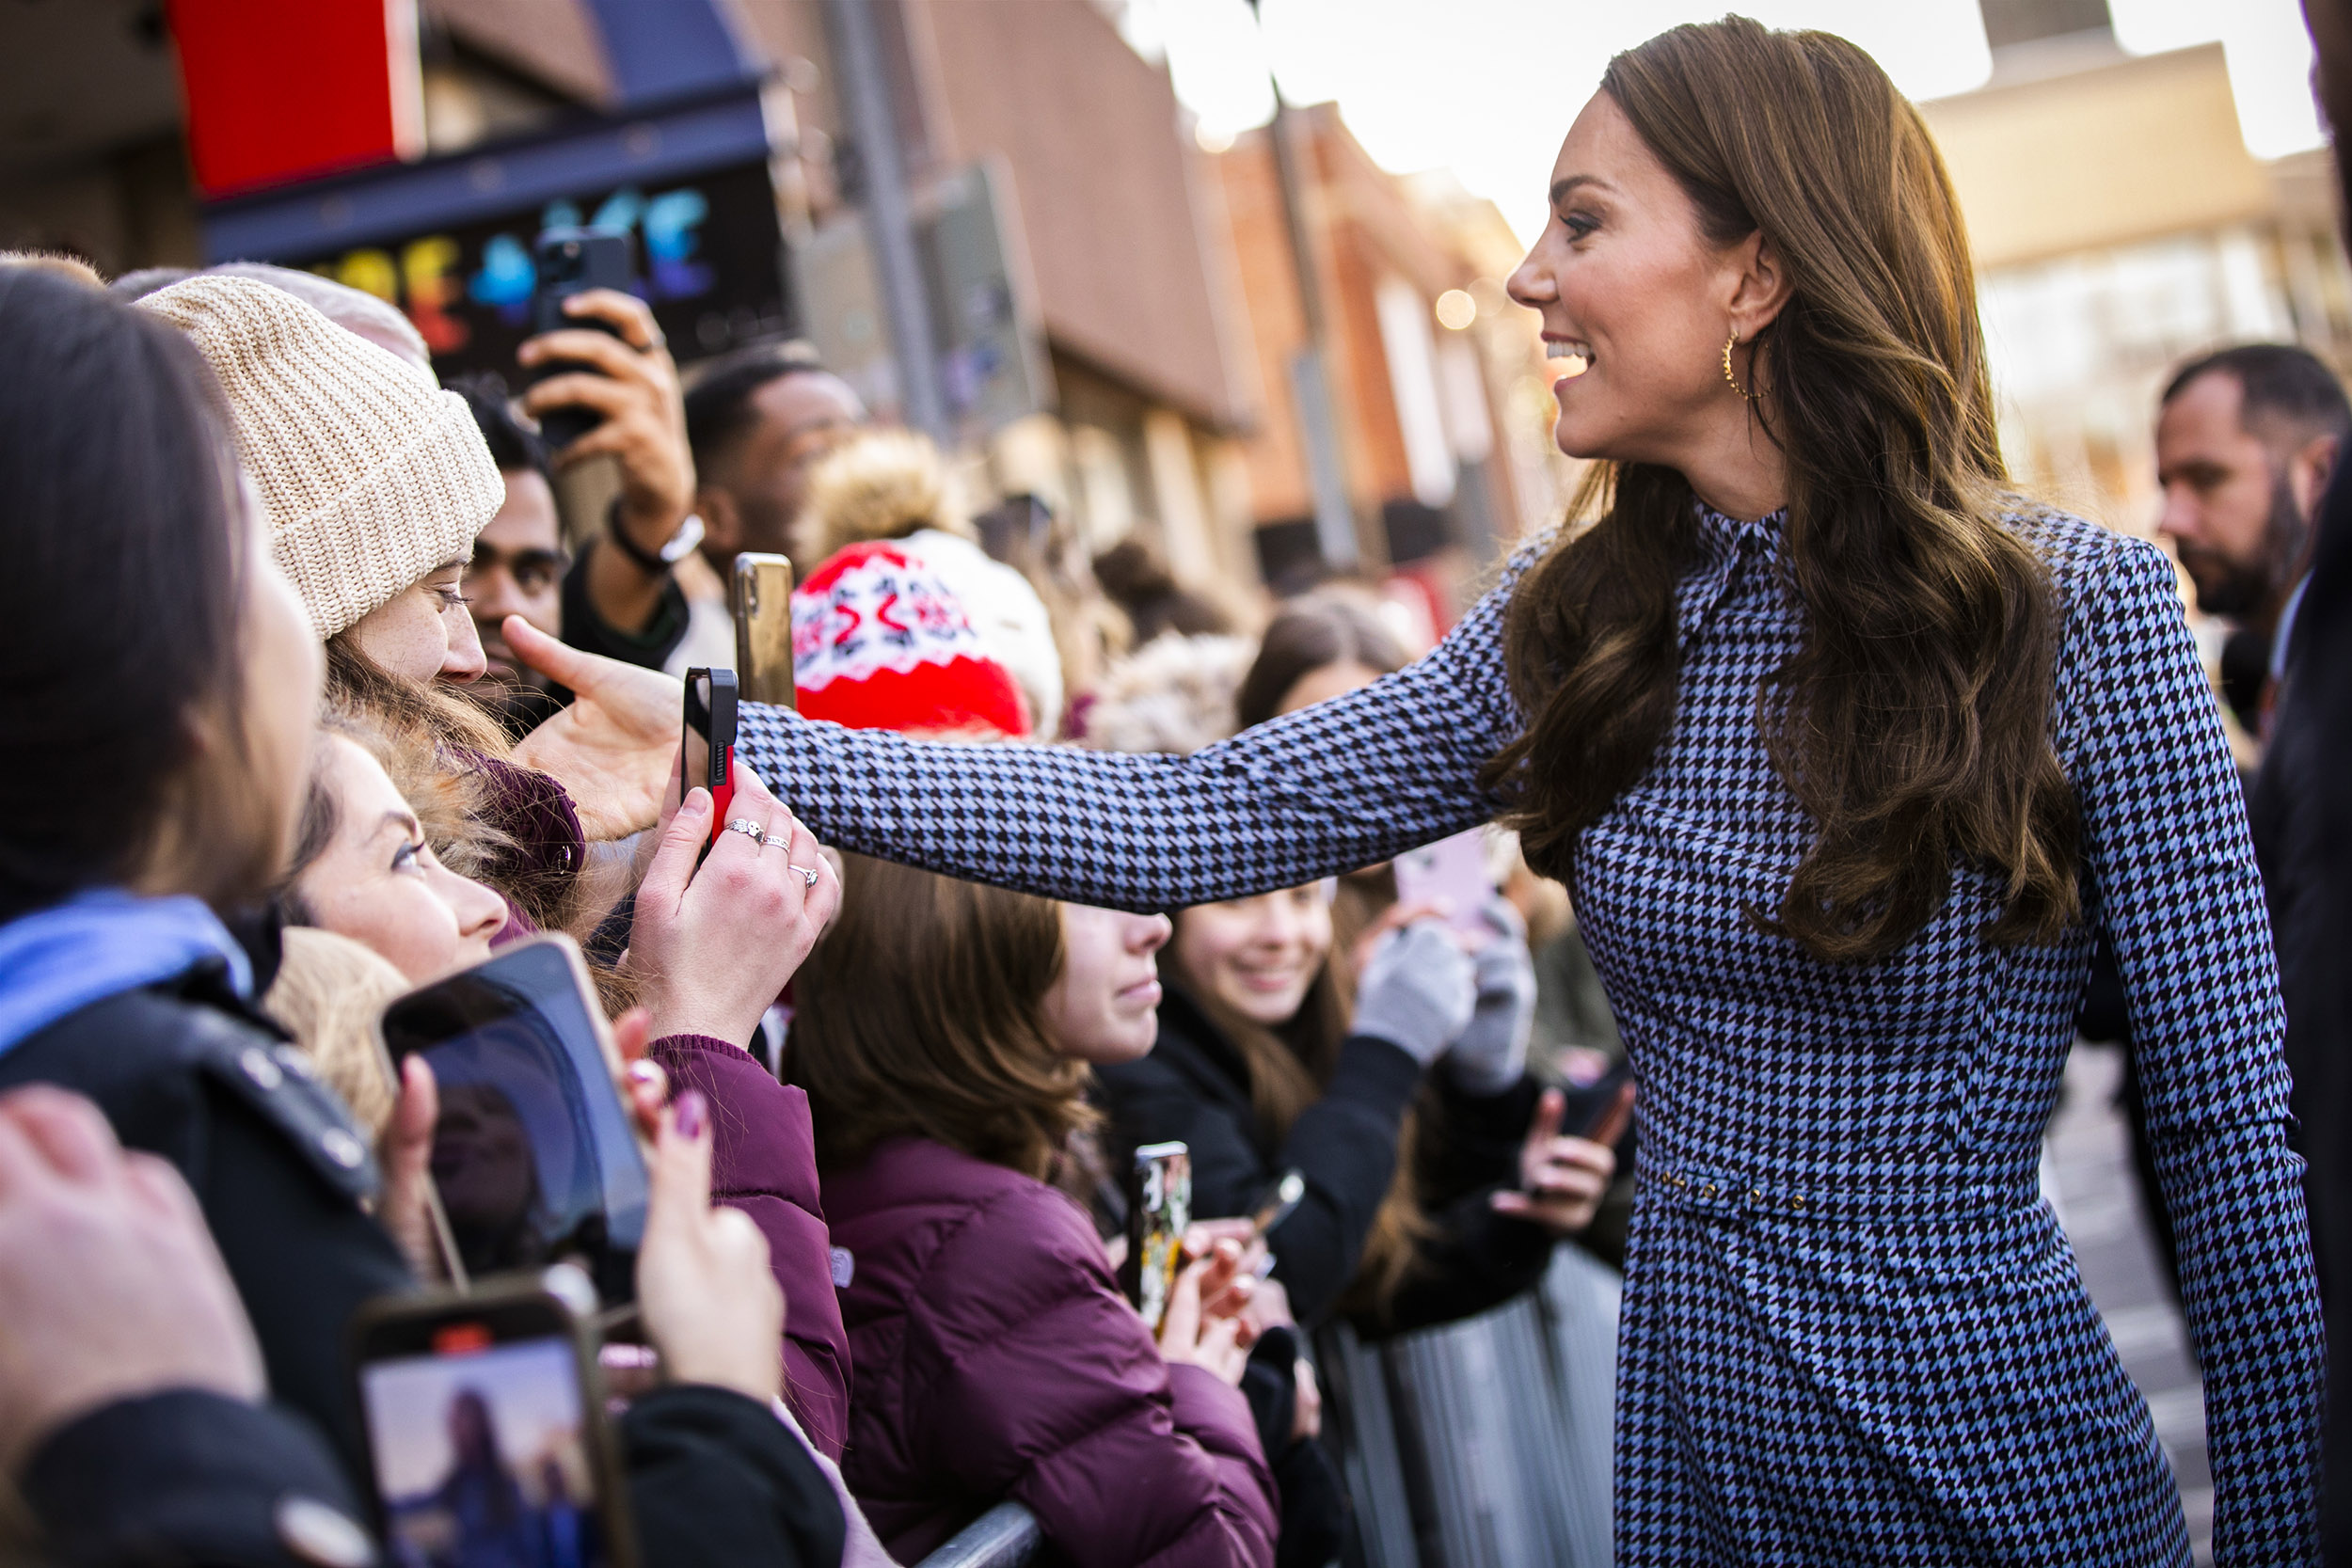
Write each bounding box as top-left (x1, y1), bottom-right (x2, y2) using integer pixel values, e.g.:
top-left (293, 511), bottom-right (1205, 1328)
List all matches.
top-left (1248, 1168), bottom-right (1307, 1240)
top-left (1119, 1142), bottom-right (1191, 1335)
top-left (682, 668), bottom-right (739, 858)
top-left (529, 228), bottom-right (634, 450)
top-left (350, 1275), bottom-right (637, 1568)
top-left (1392, 828), bottom-right (1494, 934)
top-left (730, 554), bottom-right (796, 709)
top-left (379, 937), bottom-right (649, 1306)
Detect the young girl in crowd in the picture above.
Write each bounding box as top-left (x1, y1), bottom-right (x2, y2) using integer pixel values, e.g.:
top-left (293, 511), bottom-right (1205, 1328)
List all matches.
top-left (1096, 596), bottom-right (1617, 1337)
top-left (264, 696), bottom-right (859, 1453)
top-left (788, 854), bottom-right (1278, 1568)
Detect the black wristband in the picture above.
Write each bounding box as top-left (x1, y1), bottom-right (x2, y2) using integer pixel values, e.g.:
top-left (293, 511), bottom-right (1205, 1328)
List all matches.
top-left (603, 498), bottom-right (702, 575)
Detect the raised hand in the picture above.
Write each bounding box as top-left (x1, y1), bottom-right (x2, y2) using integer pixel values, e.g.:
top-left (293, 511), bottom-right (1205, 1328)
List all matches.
top-left (1491, 1083), bottom-right (1629, 1235)
top-left (1155, 1255), bottom-right (1251, 1387)
top-left (506, 615), bottom-right (683, 840)
top-left (626, 764), bottom-right (840, 1049)
top-left (635, 1090), bottom-right (784, 1403)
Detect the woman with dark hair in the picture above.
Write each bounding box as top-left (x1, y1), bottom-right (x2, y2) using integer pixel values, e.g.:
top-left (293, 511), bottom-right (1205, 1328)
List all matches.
top-left (641, 16), bottom-right (2317, 1560)
top-left (0, 267), bottom-right (414, 1473)
top-left (787, 854), bottom-right (1279, 1568)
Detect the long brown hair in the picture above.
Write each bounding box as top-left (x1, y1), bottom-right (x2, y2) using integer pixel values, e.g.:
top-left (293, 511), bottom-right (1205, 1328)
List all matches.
top-left (1481, 18), bottom-right (2077, 964)
top-left (788, 853), bottom-right (1097, 1182)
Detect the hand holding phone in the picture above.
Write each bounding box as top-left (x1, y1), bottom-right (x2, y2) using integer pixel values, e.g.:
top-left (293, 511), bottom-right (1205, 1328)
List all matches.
top-left (627, 763), bottom-right (839, 1049)
top-left (350, 1275), bottom-right (636, 1568)
top-left (521, 230), bottom-right (635, 451)
top-left (634, 1092), bottom-right (784, 1404)
top-left (379, 937), bottom-right (650, 1305)
top-left (1392, 829), bottom-right (1496, 935)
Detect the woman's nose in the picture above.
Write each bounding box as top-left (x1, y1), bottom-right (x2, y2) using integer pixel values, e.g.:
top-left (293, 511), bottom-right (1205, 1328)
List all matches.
top-left (1134, 912), bottom-right (1172, 954)
top-left (1506, 250), bottom-right (1554, 309)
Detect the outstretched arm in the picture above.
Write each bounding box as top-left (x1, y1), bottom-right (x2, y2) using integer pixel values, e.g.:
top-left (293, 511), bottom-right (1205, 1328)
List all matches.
top-left (734, 547), bottom-right (1539, 911)
top-left (2073, 539), bottom-right (2322, 1563)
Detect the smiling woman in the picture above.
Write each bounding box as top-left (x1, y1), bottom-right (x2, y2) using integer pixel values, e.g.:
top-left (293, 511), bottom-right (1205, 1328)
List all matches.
top-left (723, 16), bottom-right (2319, 1563)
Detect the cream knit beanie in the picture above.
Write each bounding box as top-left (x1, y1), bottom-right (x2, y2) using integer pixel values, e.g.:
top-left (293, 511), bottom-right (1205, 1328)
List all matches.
top-left (138, 275), bottom-right (501, 640)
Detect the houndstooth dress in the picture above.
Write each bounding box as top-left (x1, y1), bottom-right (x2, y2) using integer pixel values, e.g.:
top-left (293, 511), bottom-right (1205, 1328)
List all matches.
top-left (740, 503), bottom-right (2321, 1564)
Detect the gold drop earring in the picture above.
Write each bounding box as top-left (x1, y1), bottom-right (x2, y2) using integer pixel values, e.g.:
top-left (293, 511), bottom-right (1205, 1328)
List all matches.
top-left (1723, 334), bottom-right (1758, 401)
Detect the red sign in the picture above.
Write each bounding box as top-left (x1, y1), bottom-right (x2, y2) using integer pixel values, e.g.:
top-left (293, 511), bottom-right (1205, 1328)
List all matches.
top-left (167, 0), bottom-right (424, 198)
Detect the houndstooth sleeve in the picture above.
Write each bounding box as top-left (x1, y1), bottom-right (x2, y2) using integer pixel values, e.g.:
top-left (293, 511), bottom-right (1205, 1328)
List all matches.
top-left (2067, 536), bottom-right (2323, 1562)
top-left (734, 542), bottom-right (1545, 911)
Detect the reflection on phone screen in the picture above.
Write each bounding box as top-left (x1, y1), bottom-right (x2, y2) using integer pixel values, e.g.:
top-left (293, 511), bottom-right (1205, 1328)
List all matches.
top-left (362, 1334), bottom-right (606, 1568)
top-left (383, 947), bottom-right (647, 1294)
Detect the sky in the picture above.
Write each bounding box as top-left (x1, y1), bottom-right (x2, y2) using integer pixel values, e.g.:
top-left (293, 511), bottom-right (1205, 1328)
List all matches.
top-left (1120, 0), bottom-right (2326, 245)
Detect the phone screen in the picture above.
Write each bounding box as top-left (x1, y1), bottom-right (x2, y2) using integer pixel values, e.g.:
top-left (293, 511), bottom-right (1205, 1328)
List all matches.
top-left (380, 942), bottom-right (648, 1302)
top-left (1120, 1142), bottom-right (1191, 1334)
top-left (1392, 828), bottom-right (1493, 933)
top-left (682, 669), bottom-right (738, 850)
top-left (359, 1319), bottom-right (612, 1568)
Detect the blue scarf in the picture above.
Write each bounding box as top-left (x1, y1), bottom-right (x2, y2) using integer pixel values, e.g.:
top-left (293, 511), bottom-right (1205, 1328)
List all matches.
top-left (0, 889), bottom-right (253, 1059)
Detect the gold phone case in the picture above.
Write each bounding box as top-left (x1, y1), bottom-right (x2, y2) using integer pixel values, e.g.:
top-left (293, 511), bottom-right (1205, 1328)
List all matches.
top-left (731, 552), bottom-right (795, 707)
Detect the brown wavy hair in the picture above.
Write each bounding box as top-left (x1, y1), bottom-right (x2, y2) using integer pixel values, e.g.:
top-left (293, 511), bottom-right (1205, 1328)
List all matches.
top-left (1480, 18), bottom-right (2078, 963)
top-left (788, 852), bottom-right (1097, 1183)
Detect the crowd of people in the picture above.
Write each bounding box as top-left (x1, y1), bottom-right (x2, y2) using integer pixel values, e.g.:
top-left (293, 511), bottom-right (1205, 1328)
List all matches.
top-left (8, 8), bottom-right (2352, 1568)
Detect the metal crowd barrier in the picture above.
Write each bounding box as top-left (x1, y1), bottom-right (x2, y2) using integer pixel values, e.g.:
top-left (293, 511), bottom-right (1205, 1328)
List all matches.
top-left (914, 1500), bottom-right (1043, 1568)
top-left (1316, 1243), bottom-right (1621, 1568)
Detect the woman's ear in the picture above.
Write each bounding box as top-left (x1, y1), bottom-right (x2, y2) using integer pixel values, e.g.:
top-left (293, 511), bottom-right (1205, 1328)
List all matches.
top-left (1727, 231), bottom-right (1793, 340)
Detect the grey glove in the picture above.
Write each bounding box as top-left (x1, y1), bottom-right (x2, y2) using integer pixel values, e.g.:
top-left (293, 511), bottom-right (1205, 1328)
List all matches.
top-left (1351, 920), bottom-right (1476, 1067)
top-left (1445, 897), bottom-right (1537, 1097)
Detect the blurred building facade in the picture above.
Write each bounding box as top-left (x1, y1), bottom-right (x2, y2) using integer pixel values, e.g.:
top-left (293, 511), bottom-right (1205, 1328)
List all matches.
top-left (1923, 0), bottom-right (2352, 536)
top-left (1209, 103), bottom-right (1565, 616)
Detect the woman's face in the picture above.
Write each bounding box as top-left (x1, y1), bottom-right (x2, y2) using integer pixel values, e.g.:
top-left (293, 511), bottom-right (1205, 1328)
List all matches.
top-left (1171, 885), bottom-right (1335, 1028)
top-left (240, 500), bottom-right (326, 869)
top-left (1506, 90), bottom-right (1768, 468)
top-left (294, 736), bottom-right (505, 982)
top-left (345, 562), bottom-right (487, 685)
top-left (1277, 657), bottom-right (1385, 718)
top-left (1041, 904), bottom-right (1171, 1065)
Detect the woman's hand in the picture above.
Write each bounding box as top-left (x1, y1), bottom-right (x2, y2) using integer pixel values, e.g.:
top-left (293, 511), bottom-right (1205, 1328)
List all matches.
top-left (0, 1087), bottom-right (266, 1478)
top-left (625, 765), bottom-right (840, 1048)
top-left (1492, 1085), bottom-right (1629, 1235)
top-left (505, 616), bottom-right (682, 841)
top-left (1155, 1255), bottom-right (1251, 1386)
top-left (635, 1090), bottom-right (784, 1403)
top-left (1350, 919), bottom-right (1476, 1067)
top-left (1444, 897), bottom-right (1538, 1097)
top-left (377, 1056), bottom-right (444, 1280)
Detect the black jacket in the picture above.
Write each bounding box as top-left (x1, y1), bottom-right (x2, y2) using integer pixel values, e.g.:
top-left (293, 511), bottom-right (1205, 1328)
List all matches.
top-left (0, 958), bottom-right (410, 1479)
top-left (24, 1391), bottom-right (372, 1568)
top-left (1095, 985), bottom-right (1553, 1338)
top-left (2250, 462), bottom-right (2352, 1560)
top-left (22, 1385), bottom-right (848, 1568)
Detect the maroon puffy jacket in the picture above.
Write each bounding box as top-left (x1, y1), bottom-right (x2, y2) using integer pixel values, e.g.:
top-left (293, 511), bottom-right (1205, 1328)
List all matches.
top-left (823, 1135), bottom-right (1277, 1567)
top-left (649, 1034), bottom-right (851, 1460)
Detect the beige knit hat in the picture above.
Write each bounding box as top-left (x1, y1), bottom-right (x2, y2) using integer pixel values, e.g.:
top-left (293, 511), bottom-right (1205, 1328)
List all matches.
top-left (137, 275), bottom-right (501, 640)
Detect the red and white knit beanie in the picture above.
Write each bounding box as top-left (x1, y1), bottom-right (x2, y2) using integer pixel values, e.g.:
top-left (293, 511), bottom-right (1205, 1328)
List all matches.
top-left (792, 540), bottom-right (1031, 738)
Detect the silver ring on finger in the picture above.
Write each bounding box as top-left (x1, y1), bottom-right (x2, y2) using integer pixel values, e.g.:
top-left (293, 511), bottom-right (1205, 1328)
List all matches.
top-left (786, 863), bottom-right (820, 889)
top-left (723, 817), bottom-right (767, 846)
